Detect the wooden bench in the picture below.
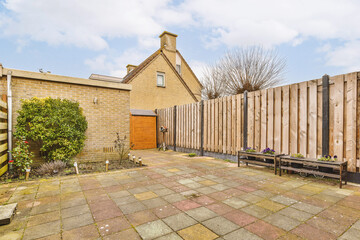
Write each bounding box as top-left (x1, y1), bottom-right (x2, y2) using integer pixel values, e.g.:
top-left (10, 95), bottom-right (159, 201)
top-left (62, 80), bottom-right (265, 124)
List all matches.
top-left (278, 155), bottom-right (348, 188)
top-left (238, 151), bottom-right (284, 175)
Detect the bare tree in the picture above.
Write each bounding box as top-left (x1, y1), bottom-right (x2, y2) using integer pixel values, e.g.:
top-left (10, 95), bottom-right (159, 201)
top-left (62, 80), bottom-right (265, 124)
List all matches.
top-left (201, 63), bottom-right (226, 100)
top-left (201, 46), bottom-right (285, 99)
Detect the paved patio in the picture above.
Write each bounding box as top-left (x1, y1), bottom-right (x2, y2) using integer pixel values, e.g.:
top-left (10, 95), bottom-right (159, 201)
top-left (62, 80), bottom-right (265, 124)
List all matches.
top-left (1, 149), bottom-right (360, 240)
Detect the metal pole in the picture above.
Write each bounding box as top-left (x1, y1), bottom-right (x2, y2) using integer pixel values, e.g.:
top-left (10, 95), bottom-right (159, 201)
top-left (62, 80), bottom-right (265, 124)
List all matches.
top-left (7, 71), bottom-right (12, 169)
top-left (322, 74), bottom-right (330, 156)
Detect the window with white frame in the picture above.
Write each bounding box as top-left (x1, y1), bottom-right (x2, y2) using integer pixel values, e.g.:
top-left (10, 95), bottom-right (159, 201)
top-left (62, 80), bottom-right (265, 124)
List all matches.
top-left (157, 72), bottom-right (165, 87)
top-left (176, 64), bottom-right (181, 75)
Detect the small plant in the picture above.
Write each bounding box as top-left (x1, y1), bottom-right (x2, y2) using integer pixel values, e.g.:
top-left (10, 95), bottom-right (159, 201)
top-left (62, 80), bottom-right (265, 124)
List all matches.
top-left (291, 153), bottom-right (304, 158)
top-left (36, 160), bottom-right (67, 176)
top-left (245, 147), bottom-right (256, 153)
top-left (114, 133), bottom-right (129, 164)
top-left (188, 153), bottom-right (197, 157)
top-left (11, 136), bottom-right (34, 173)
top-left (262, 148), bottom-right (275, 155)
top-left (318, 155), bottom-right (337, 162)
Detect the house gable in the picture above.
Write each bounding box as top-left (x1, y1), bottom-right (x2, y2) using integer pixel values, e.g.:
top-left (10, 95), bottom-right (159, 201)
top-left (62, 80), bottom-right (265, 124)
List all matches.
top-left (128, 53), bottom-right (198, 110)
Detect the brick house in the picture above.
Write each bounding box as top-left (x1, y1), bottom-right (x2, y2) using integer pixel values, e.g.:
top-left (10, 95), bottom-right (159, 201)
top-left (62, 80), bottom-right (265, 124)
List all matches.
top-left (122, 31), bottom-right (203, 110)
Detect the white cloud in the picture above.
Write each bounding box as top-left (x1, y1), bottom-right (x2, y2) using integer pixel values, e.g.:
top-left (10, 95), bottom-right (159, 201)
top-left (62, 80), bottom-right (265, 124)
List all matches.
top-left (2, 0), bottom-right (360, 73)
top-left (325, 40), bottom-right (360, 72)
top-left (84, 48), bottom-right (150, 77)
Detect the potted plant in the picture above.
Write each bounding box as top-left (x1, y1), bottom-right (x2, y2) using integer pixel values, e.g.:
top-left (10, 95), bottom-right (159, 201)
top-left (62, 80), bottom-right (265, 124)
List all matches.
top-left (262, 148), bottom-right (275, 163)
top-left (317, 155), bottom-right (336, 173)
top-left (245, 147), bottom-right (256, 160)
top-left (290, 153), bottom-right (304, 168)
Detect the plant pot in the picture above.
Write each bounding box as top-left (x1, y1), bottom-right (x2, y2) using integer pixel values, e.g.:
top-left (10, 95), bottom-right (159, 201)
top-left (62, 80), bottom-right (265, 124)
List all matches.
top-left (319, 166), bottom-right (333, 173)
top-left (291, 162), bottom-right (303, 168)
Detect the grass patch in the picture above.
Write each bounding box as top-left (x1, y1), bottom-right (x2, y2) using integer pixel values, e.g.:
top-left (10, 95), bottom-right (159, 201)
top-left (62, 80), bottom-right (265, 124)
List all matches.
top-left (188, 153), bottom-right (197, 157)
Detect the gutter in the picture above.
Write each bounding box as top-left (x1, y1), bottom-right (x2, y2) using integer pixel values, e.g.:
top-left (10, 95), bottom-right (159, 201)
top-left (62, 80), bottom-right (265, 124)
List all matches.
top-left (7, 71), bottom-right (12, 169)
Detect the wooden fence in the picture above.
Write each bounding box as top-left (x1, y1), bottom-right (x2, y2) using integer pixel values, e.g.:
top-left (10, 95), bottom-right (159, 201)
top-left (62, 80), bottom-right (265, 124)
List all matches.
top-left (0, 95), bottom-right (8, 176)
top-left (157, 72), bottom-right (360, 173)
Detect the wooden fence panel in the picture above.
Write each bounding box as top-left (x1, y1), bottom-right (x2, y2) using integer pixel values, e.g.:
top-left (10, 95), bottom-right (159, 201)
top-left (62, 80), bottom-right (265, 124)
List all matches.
top-left (282, 85), bottom-right (290, 154)
top-left (156, 72), bottom-right (359, 173)
top-left (0, 97), bottom-right (8, 177)
top-left (308, 80), bottom-right (318, 158)
top-left (274, 87), bottom-right (282, 153)
top-left (346, 73), bottom-right (357, 172)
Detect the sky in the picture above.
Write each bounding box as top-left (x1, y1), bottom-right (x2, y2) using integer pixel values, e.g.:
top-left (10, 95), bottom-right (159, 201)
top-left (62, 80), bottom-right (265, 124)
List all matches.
top-left (1, 0), bottom-right (360, 85)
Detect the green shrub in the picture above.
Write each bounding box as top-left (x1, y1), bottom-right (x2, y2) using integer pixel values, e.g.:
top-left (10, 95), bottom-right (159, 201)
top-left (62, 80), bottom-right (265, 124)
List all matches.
top-left (11, 136), bottom-right (34, 173)
top-left (291, 153), bottom-right (304, 158)
top-left (188, 153), bottom-right (197, 157)
top-left (14, 97), bottom-right (88, 162)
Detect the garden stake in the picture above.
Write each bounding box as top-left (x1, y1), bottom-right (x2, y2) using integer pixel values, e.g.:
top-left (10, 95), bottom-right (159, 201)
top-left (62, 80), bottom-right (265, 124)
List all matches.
top-left (74, 162), bottom-right (79, 174)
top-left (139, 157), bottom-right (142, 167)
top-left (128, 153), bottom-right (131, 161)
top-left (25, 168), bottom-right (30, 181)
top-left (133, 156), bottom-right (136, 164)
top-left (105, 160), bottom-right (109, 171)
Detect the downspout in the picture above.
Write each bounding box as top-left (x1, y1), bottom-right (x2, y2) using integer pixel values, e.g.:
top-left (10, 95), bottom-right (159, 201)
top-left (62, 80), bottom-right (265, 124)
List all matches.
top-left (7, 71), bottom-right (12, 170)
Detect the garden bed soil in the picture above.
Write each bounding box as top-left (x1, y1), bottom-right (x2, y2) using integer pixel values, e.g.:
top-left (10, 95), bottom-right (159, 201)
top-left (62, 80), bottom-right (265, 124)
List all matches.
top-left (0, 159), bottom-right (144, 183)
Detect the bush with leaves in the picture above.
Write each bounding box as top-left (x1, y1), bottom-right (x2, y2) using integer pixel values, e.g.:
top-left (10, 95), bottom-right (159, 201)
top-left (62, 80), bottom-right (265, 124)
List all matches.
top-left (14, 97), bottom-right (88, 162)
top-left (11, 136), bottom-right (34, 173)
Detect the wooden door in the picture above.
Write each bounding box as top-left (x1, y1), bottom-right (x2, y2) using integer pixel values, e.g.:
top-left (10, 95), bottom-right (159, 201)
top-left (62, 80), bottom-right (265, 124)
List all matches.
top-left (130, 115), bottom-right (157, 149)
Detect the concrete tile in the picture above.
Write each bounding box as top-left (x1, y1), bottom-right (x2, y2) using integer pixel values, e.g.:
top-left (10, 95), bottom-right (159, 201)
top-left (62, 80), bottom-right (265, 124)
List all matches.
top-left (134, 191), bottom-right (158, 201)
top-left (62, 212), bottom-right (94, 230)
top-left (256, 200), bottom-right (286, 212)
top-left (264, 213), bottom-right (301, 231)
top-left (126, 210), bottom-right (158, 226)
top-left (338, 228), bottom-right (360, 240)
top-left (245, 220), bottom-right (286, 240)
top-left (119, 201), bottom-right (147, 214)
top-left (206, 203), bottom-right (235, 215)
top-left (97, 216), bottom-right (131, 236)
top-left (185, 207), bottom-right (217, 221)
top-left (23, 220), bottom-right (60, 240)
top-left (103, 228), bottom-right (141, 240)
top-left (223, 210), bottom-right (257, 227)
top-left (277, 207), bottom-right (313, 221)
top-left (108, 190), bottom-right (131, 199)
top-left (291, 224), bottom-right (336, 240)
top-left (223, 228), bottom-right (262, 240)
top-left (163, 212), bottom-right (197, 231)
top-left (173, 200), bottom-right (201, 211)
top-left (177, 223), bottom-right (218, 240)
top-left (153, 205), bottom-right (181, 218)
top-left (223, 197), bottom-right (249, 209)
top-left (292, 202), bottom-right (324, 214)
top-left (136, 220), bottom-right (172, 240)
top-left (162, 193), bottom-right (186, 203)
top-left (203, 216), bottom-right (240, 235)
top-left (238, 193), bottom-right (263, 204)
top-left (61, 204), bottom-right (90, 219)
top-left (241, 205), bottom-right (272, 219)
top-left (270, 195), bottom-right (298, 206)
top-left (62, 224), bottom-right (100, 239)
top-left (27, 211), bottom-right (60, 227)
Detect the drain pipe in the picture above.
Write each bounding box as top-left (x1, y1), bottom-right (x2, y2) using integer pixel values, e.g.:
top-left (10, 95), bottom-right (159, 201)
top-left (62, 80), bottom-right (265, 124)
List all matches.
top-left (7, 71), bottom-right (12, 170)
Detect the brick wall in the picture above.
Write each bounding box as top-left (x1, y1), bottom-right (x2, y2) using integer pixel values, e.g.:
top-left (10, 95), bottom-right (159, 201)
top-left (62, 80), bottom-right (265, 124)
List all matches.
top-left (0, 68), bottom-right (131, 164)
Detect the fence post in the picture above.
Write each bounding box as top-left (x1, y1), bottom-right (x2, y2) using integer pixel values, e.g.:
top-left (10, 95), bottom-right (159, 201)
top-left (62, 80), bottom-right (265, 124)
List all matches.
top-left (322, 74), bottom-right (330, 156)
top-left (173, 106), bottom-right (177, 151)
top-left (243, 91), bottom-right (248, 150)
top-left (200, 100), bottom-right (204, 156)
top-left (155, 109), bottom-right (158, 148)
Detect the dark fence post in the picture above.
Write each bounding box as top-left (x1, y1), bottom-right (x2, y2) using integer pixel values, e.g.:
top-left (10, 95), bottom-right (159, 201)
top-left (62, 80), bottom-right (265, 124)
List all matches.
top-left (173, 106), bottom-right (177, 151)
top-left (155, 109), bottom-right (158, 148)
top-left (243, 91), bottom-right (248, 150)
top-left (200, 100), bottom-right (204, 156)
top-left (322, 74), bottom-right (330, 156)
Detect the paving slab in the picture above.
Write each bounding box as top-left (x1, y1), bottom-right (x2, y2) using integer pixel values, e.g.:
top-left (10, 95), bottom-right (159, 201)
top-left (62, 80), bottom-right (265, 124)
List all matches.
top-left (202, 216), bottom-right (240, 235)
top-left (136, 220), bottom-right (173, 240)
top-left (177, 223), bottom-right (218, 240)
top-left (0, 203), bottom-right (17, 225)
top-left (163, 212), bottom-right (197, 231)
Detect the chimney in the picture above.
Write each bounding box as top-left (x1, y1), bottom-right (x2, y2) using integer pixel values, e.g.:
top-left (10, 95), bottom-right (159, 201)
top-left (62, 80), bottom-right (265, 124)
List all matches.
top-left (159, 31), bottom-right (177, 52)
top-left (126, 64), bottom-right (137, 74)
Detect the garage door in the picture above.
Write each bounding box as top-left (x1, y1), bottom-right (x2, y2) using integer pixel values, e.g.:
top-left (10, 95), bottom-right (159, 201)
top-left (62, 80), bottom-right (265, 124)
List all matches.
top-left (130, 109), bottom-right (157, 150)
